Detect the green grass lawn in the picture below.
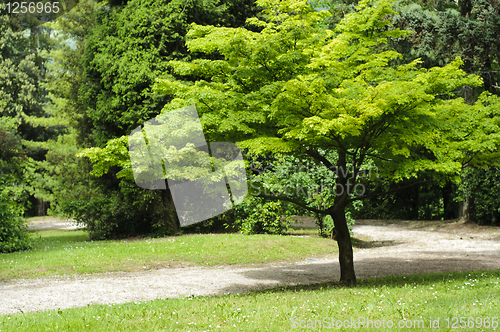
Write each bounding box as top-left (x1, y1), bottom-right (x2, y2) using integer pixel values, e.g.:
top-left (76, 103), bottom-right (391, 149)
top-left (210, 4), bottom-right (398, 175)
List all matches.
top-left (1, 269), bottom-right (498, 331)
top-left (0, 229), bottom-right (336, 280)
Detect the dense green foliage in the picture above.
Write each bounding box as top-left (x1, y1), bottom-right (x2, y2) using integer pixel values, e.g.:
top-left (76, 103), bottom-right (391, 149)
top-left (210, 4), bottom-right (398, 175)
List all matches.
top-left (43, 0), bottom-right (259, 239)
top-left (392, 0), bottom-right (500, 96)
top-left (233, 196), bottom-right (293, 234)
top-left (82, 0), bottom-right (258, 147)
top-left (351, 175), bottom-right (460, 220)
top-left (0, 7), bottom-right (38, 246)
top-left (63, 178), bottom-right (180, 240)
top-left (0, 118), bottom-right (32, 252)
top-left (0, 1), bottom-right (68, 222)
top-left (459, 167), bottom-right (500, 225)
top-left (0, 193), bottom-right (31, 253)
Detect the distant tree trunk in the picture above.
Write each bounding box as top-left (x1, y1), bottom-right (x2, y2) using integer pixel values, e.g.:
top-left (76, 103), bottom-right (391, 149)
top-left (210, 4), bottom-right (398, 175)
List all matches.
top-left (442, 180), bottom-right (456, 220)
top-left (331, 151), bottom-right (356, 286)
top-left (482, 44), bottom-right (494, 94)
top-left (315, 211), bottom-right (324, 236)
top-left (37, 198), bottom-right (48, 216)
top-left (410, 183), bottom-right (419, 220)
top-left (459, 196), bottom-right (472, 223)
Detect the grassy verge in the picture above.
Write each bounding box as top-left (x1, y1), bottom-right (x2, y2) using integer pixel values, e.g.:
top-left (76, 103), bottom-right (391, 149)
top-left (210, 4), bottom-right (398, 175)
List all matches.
top-left (0, 229), bottom-right (336, 280)
top-left (1, 270), bottom-right (498, 331)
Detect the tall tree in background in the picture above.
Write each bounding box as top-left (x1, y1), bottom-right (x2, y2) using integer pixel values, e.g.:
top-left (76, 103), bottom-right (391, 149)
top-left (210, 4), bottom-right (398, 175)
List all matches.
top-left (81, 0), bottom-right (259, 147)
top-left (0, 3), bottom-right (48, 145)
top-left (391, 0), bottom-right (500, 99)
top-left (61, 0), bottom-right (260, 238)
top-left (27, 0), bottom-right (101, 216)
top-left (1, 1), bottom-right (88, 216)
top-left (0, 3), bottom-right (45, 249)
top-left (389, 0), bottom-right (500, 221)
top-left (0, 3), bottom-right (45, 217)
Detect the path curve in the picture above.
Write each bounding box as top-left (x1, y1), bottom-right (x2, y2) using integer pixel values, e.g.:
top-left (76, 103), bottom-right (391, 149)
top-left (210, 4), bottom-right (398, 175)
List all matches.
top-left (2, 220), bottom-right (499, 315)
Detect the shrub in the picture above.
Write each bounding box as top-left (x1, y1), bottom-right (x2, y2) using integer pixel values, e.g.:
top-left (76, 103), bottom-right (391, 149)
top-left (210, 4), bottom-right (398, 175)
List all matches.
top-left (62, 179), bottom-right (178, 240)
top-left (232, 196), bottom-right (293, 234)
top-left (0, 194), bottom-right (32, 253)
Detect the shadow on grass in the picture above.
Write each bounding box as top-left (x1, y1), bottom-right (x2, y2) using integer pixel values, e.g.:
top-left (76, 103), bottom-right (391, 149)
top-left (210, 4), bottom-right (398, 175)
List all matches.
top-left (30, 230), bottom-right (89, 249)
top-left (218, 252), bottom-right (500, 295)
top-left (225, 268), bottom-right (500, 297)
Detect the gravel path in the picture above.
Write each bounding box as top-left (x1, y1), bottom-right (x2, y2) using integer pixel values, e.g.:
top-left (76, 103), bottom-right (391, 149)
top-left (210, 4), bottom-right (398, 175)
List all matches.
top-left (1, 219), bottom-right (499, 316)
top-left (27, 217), bottom-right (79, 231)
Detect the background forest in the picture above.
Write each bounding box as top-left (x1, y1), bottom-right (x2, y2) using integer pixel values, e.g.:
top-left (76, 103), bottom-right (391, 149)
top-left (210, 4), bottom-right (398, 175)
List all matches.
top-left (1, 0), bottom-right (500, 254)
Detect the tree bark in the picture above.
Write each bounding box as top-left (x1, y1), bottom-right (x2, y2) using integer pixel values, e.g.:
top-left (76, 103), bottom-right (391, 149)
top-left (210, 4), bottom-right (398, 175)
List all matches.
top-left (315, 211), bottom-right (324, 236)
top-left (410, 183), bottom-right (419, 220)
top-left (442, 180), bottom-right (457, 220)
top-left (331, 205), bottom-right (356, 286)
top-left (37, 198), bottom-right (48, 216)
top-left (331, 151), bottom-right (356, 286)
top-left (459, 196), bottom-right (472, 223)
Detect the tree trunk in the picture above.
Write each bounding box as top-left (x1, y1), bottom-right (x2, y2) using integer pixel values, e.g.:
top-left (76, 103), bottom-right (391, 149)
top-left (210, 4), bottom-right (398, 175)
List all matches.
top-left (37, 198), bottom-right (48, 216)
top-left (331, 151), bottom-right (356, 286)
top-left (442, 181), bottom-right (456, 220)
top-left (330, 204), bottom-right (356, 286)
top-left (410, 183), bottom-right (419, 220)
top-left (315, 211), bottom-right (324, 236)
top-left (459, 196), bottom-right (472, 223)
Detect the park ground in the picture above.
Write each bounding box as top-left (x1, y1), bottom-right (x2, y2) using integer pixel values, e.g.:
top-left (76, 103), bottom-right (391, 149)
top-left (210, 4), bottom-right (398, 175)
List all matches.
top-left (0, 217), bottom-right (499, 331)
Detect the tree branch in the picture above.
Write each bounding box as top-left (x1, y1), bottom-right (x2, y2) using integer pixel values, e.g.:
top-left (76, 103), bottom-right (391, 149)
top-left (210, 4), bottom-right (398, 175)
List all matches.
top-left (254, 193), bottom-right (327, 214)
top-left (304, 149), bottom-right (335, 170)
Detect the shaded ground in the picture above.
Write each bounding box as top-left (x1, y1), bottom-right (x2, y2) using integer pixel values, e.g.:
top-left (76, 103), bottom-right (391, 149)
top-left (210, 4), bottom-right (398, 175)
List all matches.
top-left (1, 218), bottom-right (499, 315)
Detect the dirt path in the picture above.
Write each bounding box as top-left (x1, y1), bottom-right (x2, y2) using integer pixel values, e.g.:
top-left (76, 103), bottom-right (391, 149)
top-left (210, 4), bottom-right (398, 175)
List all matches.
top-left (27, 217), bottom-right (79, 231)
top-left (1, 220), bottom-right (499, 316)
